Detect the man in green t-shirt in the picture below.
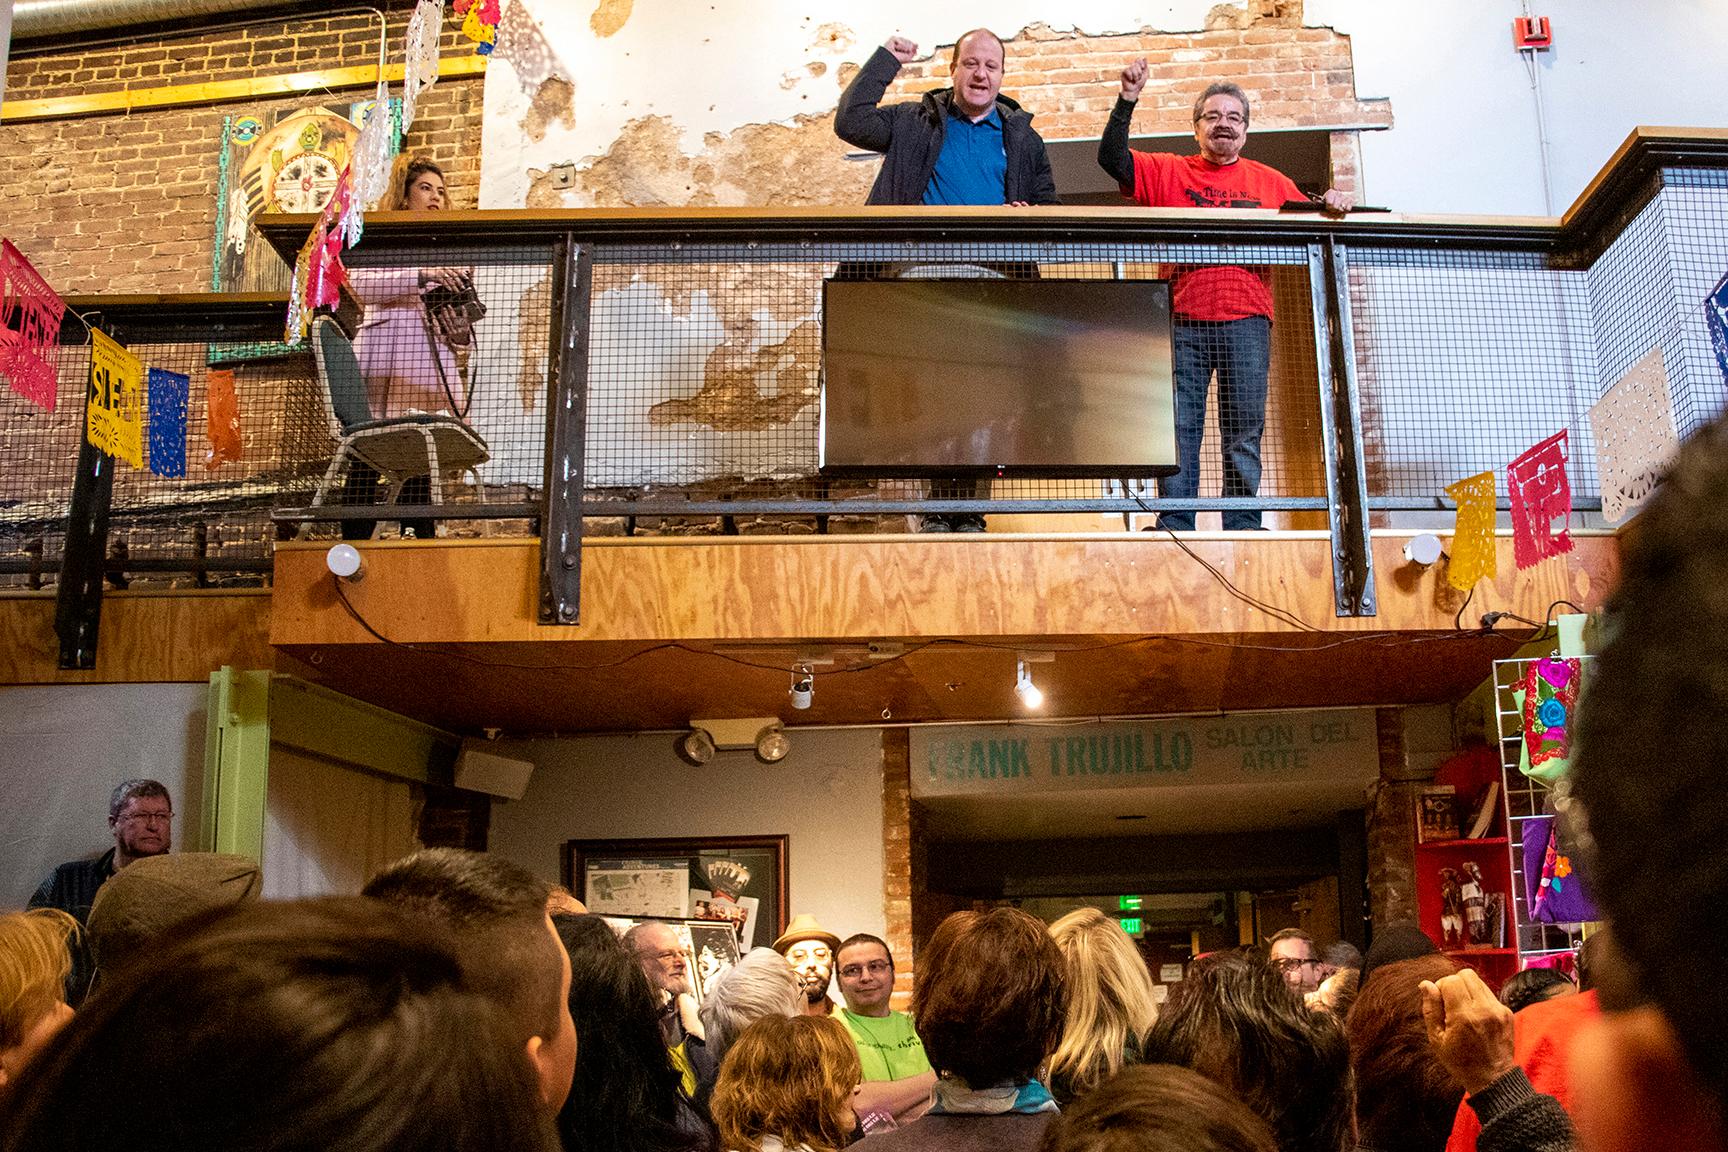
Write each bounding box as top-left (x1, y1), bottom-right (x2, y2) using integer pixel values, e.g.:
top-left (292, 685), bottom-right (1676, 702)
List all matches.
top-left (835, 933), bottom-right (936, 1125)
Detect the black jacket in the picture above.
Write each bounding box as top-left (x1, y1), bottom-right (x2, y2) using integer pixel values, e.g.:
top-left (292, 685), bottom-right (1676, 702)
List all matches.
top-left (835, 46), bottom-right (1059, 207)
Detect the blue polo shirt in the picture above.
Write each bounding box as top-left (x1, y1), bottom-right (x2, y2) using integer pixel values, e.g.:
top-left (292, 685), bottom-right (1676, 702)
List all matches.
top-left (921, 104), bottom-right (1007, 206)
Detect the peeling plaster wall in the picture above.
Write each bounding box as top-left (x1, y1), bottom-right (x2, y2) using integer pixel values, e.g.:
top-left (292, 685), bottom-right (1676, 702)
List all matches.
top-left (483, 0), bottom-right (1728, 216)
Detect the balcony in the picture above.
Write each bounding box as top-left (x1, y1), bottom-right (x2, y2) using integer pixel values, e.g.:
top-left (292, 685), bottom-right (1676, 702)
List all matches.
top-left (5, 128), bottom-right (1722, 726)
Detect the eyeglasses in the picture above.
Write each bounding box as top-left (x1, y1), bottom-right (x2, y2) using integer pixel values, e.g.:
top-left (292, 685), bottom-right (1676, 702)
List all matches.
top-left (1197, 111), bottom-right (1247, 127)
top-left (839, 960), bottom-right (892, 979)
top-left (117, 811), bottom-right (173, 826)
top-left (642, 949), bottom-right (684, 965)
top-left (1270, 957), bottom-right (1322, 972)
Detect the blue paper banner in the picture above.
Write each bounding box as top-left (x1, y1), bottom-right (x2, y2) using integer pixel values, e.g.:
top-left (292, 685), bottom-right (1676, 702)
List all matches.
top-left (147, 367), bottom-right (189, 478)
top-left (1708, 270), bottom-right (1728, 389)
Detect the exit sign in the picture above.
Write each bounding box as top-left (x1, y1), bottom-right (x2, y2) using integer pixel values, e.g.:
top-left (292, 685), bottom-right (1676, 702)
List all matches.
top-left (1118, 895), bottom-right (1143, 911)
top-left (1119, 917), bottom-right (1144, 936)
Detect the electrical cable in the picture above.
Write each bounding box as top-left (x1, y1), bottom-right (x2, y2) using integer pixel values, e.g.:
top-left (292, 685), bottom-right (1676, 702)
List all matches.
top-left (1128, 492), bottom-right (1322, 632)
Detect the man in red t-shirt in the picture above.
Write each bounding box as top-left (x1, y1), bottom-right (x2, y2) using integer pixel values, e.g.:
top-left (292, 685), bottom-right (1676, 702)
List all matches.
top-left (1099, 65), bottom-right (1349, 530)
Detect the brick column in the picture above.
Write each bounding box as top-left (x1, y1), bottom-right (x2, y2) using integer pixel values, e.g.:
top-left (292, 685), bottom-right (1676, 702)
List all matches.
top-left (881, 728), bottom-right (915, 1010)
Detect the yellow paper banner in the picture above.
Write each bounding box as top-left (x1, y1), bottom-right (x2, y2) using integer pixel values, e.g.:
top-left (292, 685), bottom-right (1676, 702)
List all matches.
top-left (86, 330), bottom-right (145, 468)
top-left (1445, 471), bottom-right (1498, 591)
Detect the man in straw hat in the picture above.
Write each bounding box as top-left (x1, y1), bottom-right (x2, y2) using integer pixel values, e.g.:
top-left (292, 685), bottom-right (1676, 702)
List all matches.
top-left (773, 913), bottom-right (842, 1018)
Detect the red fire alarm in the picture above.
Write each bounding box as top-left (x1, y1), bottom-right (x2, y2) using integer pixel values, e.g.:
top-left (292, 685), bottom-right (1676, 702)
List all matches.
top-left (1513, 16), bottom-right (1553, 50)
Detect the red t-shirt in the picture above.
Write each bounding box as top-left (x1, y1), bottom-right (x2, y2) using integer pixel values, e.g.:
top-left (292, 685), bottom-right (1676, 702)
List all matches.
top-left (1443, 989), bottom-right (1601, 1152)
top-left (1127, 150), bottom-right (1302, 322)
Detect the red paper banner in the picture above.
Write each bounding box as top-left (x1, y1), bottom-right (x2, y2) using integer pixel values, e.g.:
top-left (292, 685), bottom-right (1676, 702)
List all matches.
top-left (1506, 429), bottom-right (1574, 570)
top-left (0, 239), bottom-right (68, 410)
top-left (205, 368), bottom-right (243, 468)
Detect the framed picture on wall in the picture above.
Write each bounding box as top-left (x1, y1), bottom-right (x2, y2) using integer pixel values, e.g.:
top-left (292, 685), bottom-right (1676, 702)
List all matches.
top-left (593, 916), bottom-right (746, 1005)
top-left (566, 835), bottom-right (788, 952)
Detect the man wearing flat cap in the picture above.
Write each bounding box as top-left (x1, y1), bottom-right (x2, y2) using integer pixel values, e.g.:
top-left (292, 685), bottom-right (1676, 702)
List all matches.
top-left (773, 913), bottom-right (842, 1017)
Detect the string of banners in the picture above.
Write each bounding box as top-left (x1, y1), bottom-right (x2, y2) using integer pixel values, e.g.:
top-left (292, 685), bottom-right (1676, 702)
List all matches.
top-left (287, 0), bottom-right (452, 341)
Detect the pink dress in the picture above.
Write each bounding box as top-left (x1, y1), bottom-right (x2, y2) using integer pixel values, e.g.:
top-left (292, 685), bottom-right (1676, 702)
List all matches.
top-left (348, 267), bottom-right (460, 419)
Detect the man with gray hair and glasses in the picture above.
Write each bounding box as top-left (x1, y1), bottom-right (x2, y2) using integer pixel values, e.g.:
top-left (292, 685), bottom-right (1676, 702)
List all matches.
top-left (1098, 68), bottom-right (1350, 532)
top-left (29, 779), bottom-right (174, 1005)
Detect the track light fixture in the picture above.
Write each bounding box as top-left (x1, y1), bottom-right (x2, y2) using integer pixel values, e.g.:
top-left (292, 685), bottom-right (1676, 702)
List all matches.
top-left (1014, 658), bottom-right (1044, 710)
top-left (789, 664), bottom-right (814, 710)
top-left (755, 722), bottom-right (791, 763)
top-left (677, 718), bottom-right (793, 766)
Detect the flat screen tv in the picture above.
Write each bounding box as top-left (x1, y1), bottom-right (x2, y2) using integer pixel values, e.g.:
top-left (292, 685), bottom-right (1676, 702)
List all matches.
top-left (820, 278), bottom-right (1175, 478)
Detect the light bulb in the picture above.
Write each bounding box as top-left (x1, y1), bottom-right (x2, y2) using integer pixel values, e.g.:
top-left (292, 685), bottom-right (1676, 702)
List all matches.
top-left (1015, 660), bottom-right (1044, 709)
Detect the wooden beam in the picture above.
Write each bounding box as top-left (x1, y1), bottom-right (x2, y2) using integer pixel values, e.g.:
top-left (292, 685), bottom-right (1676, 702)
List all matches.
top-left (0, 590), bottom-right (275, 684)
top-left (0, 54), bottom-right (487, 124)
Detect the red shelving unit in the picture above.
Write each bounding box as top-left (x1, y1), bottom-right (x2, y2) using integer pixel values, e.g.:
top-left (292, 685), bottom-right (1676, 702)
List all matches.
top-left (1413, 747), bottom-right (1518, 991)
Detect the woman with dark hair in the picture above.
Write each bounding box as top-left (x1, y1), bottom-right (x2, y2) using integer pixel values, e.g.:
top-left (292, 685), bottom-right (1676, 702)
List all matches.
top-left (1144, 953), bottom-right (1353, 1152)
top-left (343, 152), bottom-right (484, 540)
top-left (871, 907), bottom-right (1068, 1151)
top-left (1037, 1064), bottom-right (1278, 1152)
top-left (1344, 953), bottom-right (1464, 1152)
top-left (553, 914), bottom-right (715, 1152)
top-left (1499, 967), bottom-right (1576, 1015)
top-left (0, 897), bottom-right (556, 1152)
top-left (711, 1014), bottom-right (861, 1152)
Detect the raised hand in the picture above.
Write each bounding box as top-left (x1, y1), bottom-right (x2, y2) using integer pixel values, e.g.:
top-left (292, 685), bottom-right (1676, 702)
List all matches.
top-left (1120, 57), bottom-right (1150, 101)
top-left (1421, 967), bottom-right (1518, 1095)
top-left (885, 35), bottom-right (918, 64)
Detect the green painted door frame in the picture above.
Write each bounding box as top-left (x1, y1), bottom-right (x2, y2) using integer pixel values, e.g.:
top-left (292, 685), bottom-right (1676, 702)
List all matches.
top-left (202, 667), bottom-right (461, 863)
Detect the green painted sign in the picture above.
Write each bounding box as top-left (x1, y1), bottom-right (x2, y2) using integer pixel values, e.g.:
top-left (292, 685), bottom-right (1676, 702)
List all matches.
top-left (909, 708), bottom-right (1376, 799)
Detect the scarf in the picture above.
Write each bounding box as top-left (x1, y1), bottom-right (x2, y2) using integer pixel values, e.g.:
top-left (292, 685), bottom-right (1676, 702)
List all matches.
top-left (927, 1076), bottom-right (1059, 1115)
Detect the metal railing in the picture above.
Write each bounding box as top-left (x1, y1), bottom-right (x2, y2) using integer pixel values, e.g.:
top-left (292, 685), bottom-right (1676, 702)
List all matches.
top-left (5, 131), bottom-right (1724, 658)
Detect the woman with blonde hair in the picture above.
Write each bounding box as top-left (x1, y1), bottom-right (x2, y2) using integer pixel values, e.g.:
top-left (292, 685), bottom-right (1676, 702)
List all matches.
top-left (1046, 907), bottom-right (1159, 1106)
top-left (0, 909), bottom-right (79, 1088)
top-left (711, 1014), bottom-right (860, 1152)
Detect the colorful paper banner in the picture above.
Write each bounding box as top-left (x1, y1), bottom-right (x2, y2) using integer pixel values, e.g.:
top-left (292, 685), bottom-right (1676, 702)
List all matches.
top-left (403, 0), bottom-right (443, 131)
top-left (86, 330), bottom-right (145, 468)
top-left (1443, 470), bottom-right (1497, 591)
top-left (0, 239), bottom-right (68, 410)
top-left (1589, 346), bottom-right (1678, 524)
top-left (1507, 429), bottom-right (1574, 570)
top-left (147, 367), bottom-right (189, 478)
top-left (1707, 270), bottom-right (1728, 389)
top-left (205, 368), bottom-right (243, 468)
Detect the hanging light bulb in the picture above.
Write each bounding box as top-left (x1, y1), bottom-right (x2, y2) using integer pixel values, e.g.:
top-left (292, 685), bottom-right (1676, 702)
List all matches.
top-left (1014, 658), bottom-right (1043, 710)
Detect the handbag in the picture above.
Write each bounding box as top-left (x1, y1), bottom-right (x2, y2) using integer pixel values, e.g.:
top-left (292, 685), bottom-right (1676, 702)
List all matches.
top-left (422, 272), bottom-right (487, 348)
top-left (1517, 657), bottom-right (1581, 785)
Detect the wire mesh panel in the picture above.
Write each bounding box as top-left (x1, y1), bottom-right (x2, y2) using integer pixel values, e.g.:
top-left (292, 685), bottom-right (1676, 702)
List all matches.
top-left (1590, 168), bottom-right (1728, 440)
top-left (0, 335), bottom-right (317, 588)
top-left (1345, 247), bottom-right (1600, 508)
top-left (281, 243), bottom-right (555, 540)
top-left (582, 237), bottom-right (1327, 530)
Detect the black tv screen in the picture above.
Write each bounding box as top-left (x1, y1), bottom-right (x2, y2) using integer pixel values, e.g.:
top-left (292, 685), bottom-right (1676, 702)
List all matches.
top-left (820, 278), bottom-right (1175, 478)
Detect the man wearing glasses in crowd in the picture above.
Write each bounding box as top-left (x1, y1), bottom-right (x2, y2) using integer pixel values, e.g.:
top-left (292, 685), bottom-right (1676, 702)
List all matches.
top-left (29, 778), bottom-right (174, 1005)
top-left (1098, 67), bottom-right (1350, 532)
top-left (1267, 927), bottom-right (1327, 996)
top-left (835, 933), bottom-right (936, 1127)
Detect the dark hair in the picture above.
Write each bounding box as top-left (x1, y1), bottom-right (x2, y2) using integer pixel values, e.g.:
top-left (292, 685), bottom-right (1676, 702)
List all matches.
top-left (1358, 923), bottom-right (1439, 991)
top-left (107, 779), bottom-right (169, 819)
top-left (363, 849), bottom-right (561, 1044)
top-left (1038, 1064), bottom-right (1279, 1152)
top-left (1572, 412), bottom-right (1728, 1111)
top-left (1143, 953), bottom-right (1352, 1152)
top-left (1499, 967), bottom-right (1576, 1014)
top-left (950, 28), bottom-right (1005, 68)
top-left (914, 907), bottom-right (1067, 1089)
top-left (836, 933), bottom-right (894, 969)
top-left (1345, 954), bottom-right (1463, 1152)
top-left (1193, 81), bottom-right (1251, 125)
top-left (1266, 928), bottom-right (1315, 955)
top-left (552, 915), bottom-right (709, 1152)
top-left (0, 898), bottom-right (556, 1152)
top-left (390, 154), bottom-right (446, 210)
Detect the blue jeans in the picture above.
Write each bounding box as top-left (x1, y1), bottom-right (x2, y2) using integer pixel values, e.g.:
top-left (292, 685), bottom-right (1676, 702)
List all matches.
top-left (1156, 315), bottom-right (1272, 531)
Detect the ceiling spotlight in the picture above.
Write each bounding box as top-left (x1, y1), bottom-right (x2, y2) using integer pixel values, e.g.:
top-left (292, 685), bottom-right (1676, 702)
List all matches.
top-left (1014, 658), bottom-right (1044, 710)
top-left (1403, 533), bottom-right (1444, 569)
top-left (677, 728), bottom-right (716, 766)
top-left (755, 722), bottom-right (791, 763)
top-left (789, 664), bottom-right (814, 710)
top-left (325, 543), bottom-right (365, 583)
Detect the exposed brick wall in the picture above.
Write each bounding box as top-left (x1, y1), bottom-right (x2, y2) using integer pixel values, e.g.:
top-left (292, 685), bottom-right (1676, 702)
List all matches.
top-left (881, 728), bottom-right (915, 1010)
top-left (881, 20), bottom-right (1390, 183)
top-left (1, 10), bottom-right (485, 295)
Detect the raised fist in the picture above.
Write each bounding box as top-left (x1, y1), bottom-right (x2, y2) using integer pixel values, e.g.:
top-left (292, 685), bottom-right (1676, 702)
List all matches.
top-left (1120, 57), bottom-right (1150, 101)
top-left (884, 35), bottom-right (918, 64)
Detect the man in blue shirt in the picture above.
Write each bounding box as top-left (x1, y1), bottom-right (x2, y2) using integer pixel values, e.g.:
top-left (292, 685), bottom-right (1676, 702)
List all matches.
top-left (836, 29), bottom-right (1058, 530)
